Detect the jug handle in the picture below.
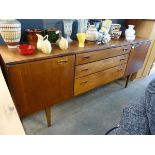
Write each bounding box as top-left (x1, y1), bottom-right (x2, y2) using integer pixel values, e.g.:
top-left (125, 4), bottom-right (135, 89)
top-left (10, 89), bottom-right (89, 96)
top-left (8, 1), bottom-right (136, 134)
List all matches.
top-left (43, 35), bottom-right (48, 40)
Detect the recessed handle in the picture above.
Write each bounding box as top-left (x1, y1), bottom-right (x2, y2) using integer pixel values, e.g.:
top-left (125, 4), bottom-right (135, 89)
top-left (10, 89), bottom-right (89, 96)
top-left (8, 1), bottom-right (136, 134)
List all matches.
top-left (57, 59), bottom-right (68, 64)
top-left (120, 58), bottom-right (126, 61)
top-left (80, 80), bottom-right (88, 85)
top-left (123, 48), bottom-right (128, 51)
top-left (81, 68), bottom-right (89, 72)
top-left (83, 56), bottom-right (90, 59)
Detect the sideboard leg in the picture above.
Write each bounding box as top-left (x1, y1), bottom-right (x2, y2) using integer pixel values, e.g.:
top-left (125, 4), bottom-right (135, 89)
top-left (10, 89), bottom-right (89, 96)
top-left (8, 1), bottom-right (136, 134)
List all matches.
top-left (125, 74), bottom-right (131, 88)
top-left (45, 107), bottom-right (51, 127)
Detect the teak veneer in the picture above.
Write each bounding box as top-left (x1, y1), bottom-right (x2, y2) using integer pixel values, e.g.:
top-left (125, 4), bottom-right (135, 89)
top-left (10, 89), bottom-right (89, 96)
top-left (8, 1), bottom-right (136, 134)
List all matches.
top-left (0, 38), bottom-right (151, 127)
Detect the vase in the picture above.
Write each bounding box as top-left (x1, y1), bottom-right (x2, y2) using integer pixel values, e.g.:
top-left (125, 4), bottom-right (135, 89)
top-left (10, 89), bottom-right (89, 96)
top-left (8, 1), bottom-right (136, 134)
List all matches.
top-left (76, 33), bottom-right (86, 47)
top-left (125, 25), bottom-right (136, 41)
top-left (25, 29), bottom-right (43, 45)
top-left (63, 19), bottom-right (73, 43)
top-left (46, 28), bottom-right (60, 43)
top-left (0, 19), bottom-right (21, 48)
top-left (78, 19), bottom-right (88, 33)
top-left (86, 25), bottom-right (98, 41)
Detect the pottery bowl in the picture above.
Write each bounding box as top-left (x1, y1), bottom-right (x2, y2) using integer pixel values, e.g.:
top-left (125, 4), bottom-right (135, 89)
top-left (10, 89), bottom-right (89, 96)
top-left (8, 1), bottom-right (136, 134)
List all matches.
top-left (111, 31), bottom-right (122, 40)
top-left (18, 44), bottom-right (36, 55)
top-left (110, 24), bottom-right (121, 34)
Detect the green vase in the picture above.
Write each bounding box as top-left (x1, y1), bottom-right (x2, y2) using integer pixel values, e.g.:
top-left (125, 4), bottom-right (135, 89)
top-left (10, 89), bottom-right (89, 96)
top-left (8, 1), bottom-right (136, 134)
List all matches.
top-left (46, 28), bottom-right (60, 43)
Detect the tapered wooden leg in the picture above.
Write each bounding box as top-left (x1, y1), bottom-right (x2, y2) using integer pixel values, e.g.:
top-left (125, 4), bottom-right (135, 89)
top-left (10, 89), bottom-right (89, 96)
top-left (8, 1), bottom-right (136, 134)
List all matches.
top-left (125, 74), bottom-right (132, 88)
top-left (45, 107), bottom-right (51, 127)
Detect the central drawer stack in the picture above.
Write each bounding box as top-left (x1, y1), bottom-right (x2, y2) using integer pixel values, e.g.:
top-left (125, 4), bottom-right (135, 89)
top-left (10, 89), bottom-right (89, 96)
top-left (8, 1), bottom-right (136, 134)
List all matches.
top-left (74, 45), bottom-right (131, 96)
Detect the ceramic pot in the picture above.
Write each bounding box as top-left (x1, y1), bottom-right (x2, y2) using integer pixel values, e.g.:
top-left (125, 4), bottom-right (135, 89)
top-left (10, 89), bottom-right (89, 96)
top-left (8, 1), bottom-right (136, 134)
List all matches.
top-left (46, 28), bottom-right (60, 43)
top-left (0, 19), bottom-right (21, 48)
top-left (63, 19), bottom-right (73, 43)
top-left (125, 25), bottom-right (136, 41)
top-left (25, 29), bottom-right (43, 45)
top-left (86, 25), bottom-right (98, 41)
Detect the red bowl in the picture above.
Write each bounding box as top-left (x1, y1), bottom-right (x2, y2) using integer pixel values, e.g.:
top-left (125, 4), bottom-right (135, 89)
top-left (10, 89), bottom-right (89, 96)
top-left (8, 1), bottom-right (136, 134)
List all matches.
top-left (18, 44), bottom-right (35, 55)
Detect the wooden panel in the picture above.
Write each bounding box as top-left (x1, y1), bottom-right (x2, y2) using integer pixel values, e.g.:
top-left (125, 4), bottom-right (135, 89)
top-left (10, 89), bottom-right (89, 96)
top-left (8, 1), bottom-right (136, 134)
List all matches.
top-left (7, 55), bottom-right (75, 117)
top-left (74, 64), bottom-right (126, 96)
top-left (76, 45), bottom-right (131, 65)
top-left (75, 54), bottom-right (128, 78)
top-left (125, 42), bottom-right (151, 76)
top-left (0, 68), bottom-right (25, 135)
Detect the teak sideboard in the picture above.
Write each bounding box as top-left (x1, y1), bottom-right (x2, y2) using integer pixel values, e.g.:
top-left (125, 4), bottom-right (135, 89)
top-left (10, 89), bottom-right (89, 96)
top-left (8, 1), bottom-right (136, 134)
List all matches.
top-left (0, 38), bottom-right (151, 127)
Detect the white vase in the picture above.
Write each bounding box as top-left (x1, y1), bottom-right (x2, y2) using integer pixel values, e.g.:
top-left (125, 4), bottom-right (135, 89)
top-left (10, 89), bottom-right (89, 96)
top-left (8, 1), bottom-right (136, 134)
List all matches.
top-left (63, 19), bottom-right (73, 43)
top-left (125, 25), bottom-right (136, 41)
top-left (0, 19), bottom-right (21, 48)
top-left (78, 19), bottom-right (88, 33)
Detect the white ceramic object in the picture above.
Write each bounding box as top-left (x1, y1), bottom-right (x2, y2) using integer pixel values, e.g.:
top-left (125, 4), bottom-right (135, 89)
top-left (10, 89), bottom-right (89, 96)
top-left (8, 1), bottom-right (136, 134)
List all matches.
top-left (0, 19), bottom-right (21, 48)
top-left (126, 35), bottom-right (136, 42)
top-left (56, 37), bottom-right (68, 50)
top-left (125, 25), bottom-right (136, 41)
top-left (42, 35), bottom-right (52, 54)
top-left (63, 19), bottom-right (73, 43)
top-left (36, 34), bottom-right (52, 54)
top-left (36, 34), bottom-right (44, 51)
top-left (86, 25), bottom-right (98, 41)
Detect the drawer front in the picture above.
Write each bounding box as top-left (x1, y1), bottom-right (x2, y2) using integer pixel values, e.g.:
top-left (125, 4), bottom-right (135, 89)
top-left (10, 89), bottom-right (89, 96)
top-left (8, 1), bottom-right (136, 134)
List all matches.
top-left (74, 64), bottom-right (126, 96)
top-left (76, 45), bottom-right (131, 65)
top-left (75, 54), bottom-right (128, 78)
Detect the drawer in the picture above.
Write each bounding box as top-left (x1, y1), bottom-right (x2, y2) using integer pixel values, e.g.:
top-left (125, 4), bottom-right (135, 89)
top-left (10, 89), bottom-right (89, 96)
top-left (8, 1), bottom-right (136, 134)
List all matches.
top-left (74, 64), bottom-right (126, 96)
top-left (75, 54), bottom-right (128, 78)
top-left (76, 45), bottom-right (131, 65)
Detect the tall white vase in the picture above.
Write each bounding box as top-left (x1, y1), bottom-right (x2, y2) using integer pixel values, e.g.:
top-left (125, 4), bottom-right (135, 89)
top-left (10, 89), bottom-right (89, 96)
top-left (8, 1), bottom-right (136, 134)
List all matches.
top-left (78, 19), bottom-right (88, 33)
top-left (0, 19), bottom-right (21, 48)
top-left (125, 25), bottom-right (136, 42)
top-left (63, 19), bottom-right (73, 43)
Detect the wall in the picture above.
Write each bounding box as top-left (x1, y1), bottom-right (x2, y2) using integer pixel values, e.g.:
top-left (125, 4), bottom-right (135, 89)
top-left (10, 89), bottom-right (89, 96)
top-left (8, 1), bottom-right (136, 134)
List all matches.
top-left (0, 19), bottom-right (125, 45)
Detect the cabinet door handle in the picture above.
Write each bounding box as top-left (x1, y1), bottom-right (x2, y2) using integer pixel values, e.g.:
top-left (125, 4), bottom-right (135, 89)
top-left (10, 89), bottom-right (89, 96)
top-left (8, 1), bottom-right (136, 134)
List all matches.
top-left (83, 56), bottom-right (90, 59)
top-left (57, 60), bottom-right (68, 64)
top-left (81, 68), bottom-right (89, 72)
top-left (80, 80), bottom-right (88, 85)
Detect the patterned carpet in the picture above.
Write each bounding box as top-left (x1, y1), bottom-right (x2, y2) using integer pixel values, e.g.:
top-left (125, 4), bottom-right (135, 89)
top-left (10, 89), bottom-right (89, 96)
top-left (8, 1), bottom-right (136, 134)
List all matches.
top-left (22, 73), bottom-right (155, 135)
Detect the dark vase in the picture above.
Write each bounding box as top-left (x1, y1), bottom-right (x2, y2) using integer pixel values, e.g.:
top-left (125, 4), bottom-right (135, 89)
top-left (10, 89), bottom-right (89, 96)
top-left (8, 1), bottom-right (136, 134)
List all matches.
top-left (25, 29), bottom-right (43, 45)
top-left (46, 28), bottom-right (60, 43)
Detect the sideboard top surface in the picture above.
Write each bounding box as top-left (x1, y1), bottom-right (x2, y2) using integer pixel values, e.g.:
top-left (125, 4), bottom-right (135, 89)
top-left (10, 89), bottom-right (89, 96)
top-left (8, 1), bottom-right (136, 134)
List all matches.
top-left (0, 38), bottom-right (150, 65)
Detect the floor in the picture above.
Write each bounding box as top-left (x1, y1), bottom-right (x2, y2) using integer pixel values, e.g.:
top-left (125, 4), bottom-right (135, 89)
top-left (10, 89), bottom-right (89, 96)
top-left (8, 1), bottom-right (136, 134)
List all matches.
top-left (22, 73), bottom-right (155, 135)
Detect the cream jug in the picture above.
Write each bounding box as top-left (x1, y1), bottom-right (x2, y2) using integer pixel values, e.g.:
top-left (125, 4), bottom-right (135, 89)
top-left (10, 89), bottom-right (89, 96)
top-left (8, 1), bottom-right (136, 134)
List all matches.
top-left (36, 34), bottom-right (52, 54)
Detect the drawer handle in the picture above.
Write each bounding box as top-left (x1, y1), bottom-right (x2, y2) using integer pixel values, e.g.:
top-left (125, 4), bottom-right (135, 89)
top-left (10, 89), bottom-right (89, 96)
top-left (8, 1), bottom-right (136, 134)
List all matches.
top-left (83, 56), bottom-right (90, 59)
top-left (80, 81), bottom-right (88, 85)
top-left (123, 48), bottom-right (128, 51)
top-left (57, 60), bottom-right (68, 64)
top-left (120, 58), bottom-right (126, 61)
top-left (81, 68), bottom-right (89, 72)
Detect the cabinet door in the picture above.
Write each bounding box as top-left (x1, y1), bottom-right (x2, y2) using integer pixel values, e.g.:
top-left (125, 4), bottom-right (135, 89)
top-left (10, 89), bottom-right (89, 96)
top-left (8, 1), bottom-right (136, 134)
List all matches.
top-left (125, 41), bottom-right (151, 76)
top-left (7, 55), bottom-right (75, 117)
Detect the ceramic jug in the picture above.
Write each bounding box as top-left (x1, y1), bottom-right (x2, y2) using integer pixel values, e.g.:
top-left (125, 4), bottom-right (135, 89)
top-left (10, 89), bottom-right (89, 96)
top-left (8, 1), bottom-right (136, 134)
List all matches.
top-left (86, 25), bottom-right (98, 41)
top-left (36, 34), bottom-right (44, 51)
top-left (42, 35), bottom-right (52, 54)
top-left (56, 37), bottom-right (68, 50)
top-left (36, 34), bottom-right (52, 54)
